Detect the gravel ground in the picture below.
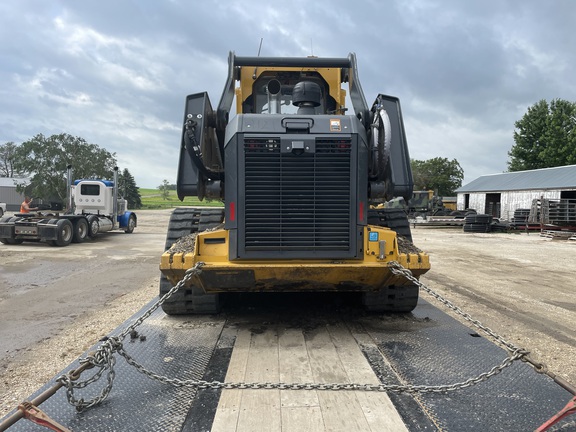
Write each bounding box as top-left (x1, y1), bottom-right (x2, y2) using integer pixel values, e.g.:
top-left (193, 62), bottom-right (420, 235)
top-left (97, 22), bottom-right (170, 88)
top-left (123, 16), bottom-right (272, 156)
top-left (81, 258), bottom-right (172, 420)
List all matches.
top-left (1, 213), bottom-right (575, 419)
top-left (413, 226), bottom-right (576, 387)
top-left (0, 209), bottom-right (170, 418)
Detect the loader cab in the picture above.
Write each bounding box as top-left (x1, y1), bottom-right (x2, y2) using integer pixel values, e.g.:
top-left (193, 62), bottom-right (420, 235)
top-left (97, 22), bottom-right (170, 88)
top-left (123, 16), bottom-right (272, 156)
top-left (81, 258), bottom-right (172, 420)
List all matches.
top-left (241, 71), bottom-right (337, 115)
top-left (235, 65), bottom-right (347, 117)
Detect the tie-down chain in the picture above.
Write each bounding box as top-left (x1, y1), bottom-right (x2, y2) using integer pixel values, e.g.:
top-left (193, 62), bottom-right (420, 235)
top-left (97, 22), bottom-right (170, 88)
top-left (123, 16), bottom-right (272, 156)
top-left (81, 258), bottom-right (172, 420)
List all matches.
top-left (56, 261), bottom-right (553, 413)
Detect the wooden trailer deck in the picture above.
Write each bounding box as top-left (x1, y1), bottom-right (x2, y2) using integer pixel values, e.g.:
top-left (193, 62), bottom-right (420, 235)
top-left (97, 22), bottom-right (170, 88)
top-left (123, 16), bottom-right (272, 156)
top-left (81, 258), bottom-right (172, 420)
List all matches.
top-left (210, 325), bottom-right (406, 432)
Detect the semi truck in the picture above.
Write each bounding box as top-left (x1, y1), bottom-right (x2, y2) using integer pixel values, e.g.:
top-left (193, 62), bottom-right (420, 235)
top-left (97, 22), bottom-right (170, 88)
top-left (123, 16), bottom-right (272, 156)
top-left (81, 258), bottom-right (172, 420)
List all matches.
top-left (0, 166), bottom-right (136, 246)
top-left (159, 52), bottom-right (430, 314)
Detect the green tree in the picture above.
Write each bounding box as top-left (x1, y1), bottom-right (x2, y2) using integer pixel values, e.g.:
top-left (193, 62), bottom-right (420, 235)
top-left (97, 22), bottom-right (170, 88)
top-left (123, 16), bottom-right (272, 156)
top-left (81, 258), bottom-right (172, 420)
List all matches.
top-left (411, 157), bottom-right (464, 196)
top-left (0, 141), bottom-right (18, 177)
top-left (118, 168), bottom-right (142, 209)
top-left (158, 179), bottom-right (171, 200)
top-left (13, 133), bottom-right (117, 201)
top-left (508, 99), bottom-right (576, 171)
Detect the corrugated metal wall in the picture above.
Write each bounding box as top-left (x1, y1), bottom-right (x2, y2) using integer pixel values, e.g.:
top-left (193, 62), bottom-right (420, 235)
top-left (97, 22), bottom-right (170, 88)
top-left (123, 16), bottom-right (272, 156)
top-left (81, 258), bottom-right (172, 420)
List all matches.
top-left (468, 194), bottom-right (486, 213)
top-left (457, 194), bottom-right (466, 210)
top-left (500, 190), bottom-right (560, 220)
top-left (0, 186), bottom-right (25, 212)
top-left (457, 189), bottom-right (563, 219)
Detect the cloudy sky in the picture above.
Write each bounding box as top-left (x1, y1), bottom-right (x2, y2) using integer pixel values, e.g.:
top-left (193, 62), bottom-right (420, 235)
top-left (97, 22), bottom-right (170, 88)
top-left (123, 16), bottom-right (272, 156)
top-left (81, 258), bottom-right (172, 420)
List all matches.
top-left (1, 0), bottom-right (575, 189)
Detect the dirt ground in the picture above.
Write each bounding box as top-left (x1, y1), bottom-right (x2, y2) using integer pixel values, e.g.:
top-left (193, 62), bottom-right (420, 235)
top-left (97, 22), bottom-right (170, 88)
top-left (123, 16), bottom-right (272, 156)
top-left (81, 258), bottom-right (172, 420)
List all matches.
top-left (0, 209), bottom-right (170, 417)
top-left (0, 211), bottom-right (575, 418)
top-left (414, 225), bottom-right (576, 387)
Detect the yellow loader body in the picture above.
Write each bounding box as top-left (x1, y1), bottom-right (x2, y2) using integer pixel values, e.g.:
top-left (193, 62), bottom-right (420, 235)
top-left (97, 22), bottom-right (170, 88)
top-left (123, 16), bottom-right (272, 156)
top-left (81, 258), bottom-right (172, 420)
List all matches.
top-left (160, 225), bottom-right (430, 293)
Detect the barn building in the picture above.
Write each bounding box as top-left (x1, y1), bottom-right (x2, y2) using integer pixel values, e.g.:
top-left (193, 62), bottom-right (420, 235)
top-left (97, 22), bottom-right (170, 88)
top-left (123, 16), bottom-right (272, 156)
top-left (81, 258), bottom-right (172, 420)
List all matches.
top-left (0, 177), bottom-right (28, 212)
top-left (455, 164), bottom-right (576, 220)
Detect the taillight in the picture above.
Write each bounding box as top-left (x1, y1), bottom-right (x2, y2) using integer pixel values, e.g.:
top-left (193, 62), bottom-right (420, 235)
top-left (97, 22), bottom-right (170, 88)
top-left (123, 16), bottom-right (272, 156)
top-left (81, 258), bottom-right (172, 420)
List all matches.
top-left (229, 201), bottom-right (236, 222)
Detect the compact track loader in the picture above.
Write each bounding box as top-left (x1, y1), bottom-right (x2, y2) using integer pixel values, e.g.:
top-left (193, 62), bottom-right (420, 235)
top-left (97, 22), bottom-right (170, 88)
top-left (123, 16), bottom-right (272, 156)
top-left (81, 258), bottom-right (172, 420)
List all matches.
top-left (159, 52), bottom-right (430, 314)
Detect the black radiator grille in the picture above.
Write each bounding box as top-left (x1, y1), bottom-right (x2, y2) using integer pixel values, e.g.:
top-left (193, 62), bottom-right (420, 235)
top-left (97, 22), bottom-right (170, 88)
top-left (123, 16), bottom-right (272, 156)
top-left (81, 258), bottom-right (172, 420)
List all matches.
top-left (243, 138), bottom-right (352, 252)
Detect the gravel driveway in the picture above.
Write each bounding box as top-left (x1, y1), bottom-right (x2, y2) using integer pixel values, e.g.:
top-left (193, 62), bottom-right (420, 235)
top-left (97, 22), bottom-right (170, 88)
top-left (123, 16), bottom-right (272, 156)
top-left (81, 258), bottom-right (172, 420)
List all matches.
top-left (413, 226), bottom-right (576, 388)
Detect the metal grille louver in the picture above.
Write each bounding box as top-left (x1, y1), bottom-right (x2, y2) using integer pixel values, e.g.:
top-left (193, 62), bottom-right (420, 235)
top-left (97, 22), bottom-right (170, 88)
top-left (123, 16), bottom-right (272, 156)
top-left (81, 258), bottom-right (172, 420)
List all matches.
top-left (243, 137), bottom-right (352, 253)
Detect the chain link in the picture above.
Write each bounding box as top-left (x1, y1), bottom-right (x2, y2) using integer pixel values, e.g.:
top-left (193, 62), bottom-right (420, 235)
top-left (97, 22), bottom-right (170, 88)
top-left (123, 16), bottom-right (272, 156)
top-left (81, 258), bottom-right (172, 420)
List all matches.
top-left (57, 260), bottom-right (539, 412)
top-left (387, 261), bottom-right (546, 370)
top-left (56, 263), bottom-right (205, 410)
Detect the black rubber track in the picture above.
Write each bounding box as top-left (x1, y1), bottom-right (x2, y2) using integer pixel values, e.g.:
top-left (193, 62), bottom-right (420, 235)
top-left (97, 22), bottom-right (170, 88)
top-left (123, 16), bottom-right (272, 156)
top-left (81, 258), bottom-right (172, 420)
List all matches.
top-left (463, 223), bottom-right (492, 233)
top-left (366, 207), bottom-right (418, 312)
top-left (160, 207), bottom-right (225, 315)
top-left (362, 284), bottom-right (419, 313)
top-left (464, 214), bottom-right (492, 224)
top-left (367, 207), bottom-right (413, 242)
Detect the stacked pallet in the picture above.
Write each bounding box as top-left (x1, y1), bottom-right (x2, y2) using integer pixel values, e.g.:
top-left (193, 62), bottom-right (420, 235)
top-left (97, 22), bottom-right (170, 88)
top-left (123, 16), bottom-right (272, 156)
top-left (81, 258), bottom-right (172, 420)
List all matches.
top-left (540, 230), bottom-right (576, 240)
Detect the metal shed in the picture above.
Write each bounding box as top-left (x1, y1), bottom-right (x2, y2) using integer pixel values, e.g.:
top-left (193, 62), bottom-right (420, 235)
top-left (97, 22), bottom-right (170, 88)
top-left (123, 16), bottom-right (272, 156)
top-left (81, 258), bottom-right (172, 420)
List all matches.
top-left (455, 165), bottom-right (576, 220)
top-left (0, 177), bottom-right (28, 212)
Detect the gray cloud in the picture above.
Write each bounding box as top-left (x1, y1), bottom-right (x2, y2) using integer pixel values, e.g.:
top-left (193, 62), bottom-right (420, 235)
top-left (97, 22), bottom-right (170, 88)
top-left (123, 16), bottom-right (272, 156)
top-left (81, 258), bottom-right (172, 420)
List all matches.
top-left (1, 0), bottom-right (575, 188)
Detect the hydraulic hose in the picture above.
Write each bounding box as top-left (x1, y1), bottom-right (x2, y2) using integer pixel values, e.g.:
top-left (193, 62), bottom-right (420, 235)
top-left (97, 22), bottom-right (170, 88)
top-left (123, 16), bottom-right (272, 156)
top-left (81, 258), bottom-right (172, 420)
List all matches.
top-left (183, 118), bottom-right (224, 181)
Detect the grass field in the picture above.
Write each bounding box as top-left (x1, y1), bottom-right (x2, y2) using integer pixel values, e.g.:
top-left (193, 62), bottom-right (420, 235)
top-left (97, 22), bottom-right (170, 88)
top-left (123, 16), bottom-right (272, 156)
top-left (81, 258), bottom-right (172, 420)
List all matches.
top-left (139, 188), bottom-right (223, 209)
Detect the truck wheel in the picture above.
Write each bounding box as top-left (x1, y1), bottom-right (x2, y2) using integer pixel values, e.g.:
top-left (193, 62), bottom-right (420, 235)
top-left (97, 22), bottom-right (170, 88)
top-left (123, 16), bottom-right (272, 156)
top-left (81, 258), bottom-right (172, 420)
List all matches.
top-left (87, 216), bottom-right (99, 238)
top-left (124, 215), bottom-right (136, 234)
top-left (54, 219), bottom-right (73, 246)
top-left (1, 216), bottom-right (10, 243)
top-left (362, 284), bottom-right (419, 313)
top-left (1, 238), bottom-right (24, 245)
top-left (0, 217), bottom-right (24, 244)
top-left (72, 218), bottom-right (88, 243)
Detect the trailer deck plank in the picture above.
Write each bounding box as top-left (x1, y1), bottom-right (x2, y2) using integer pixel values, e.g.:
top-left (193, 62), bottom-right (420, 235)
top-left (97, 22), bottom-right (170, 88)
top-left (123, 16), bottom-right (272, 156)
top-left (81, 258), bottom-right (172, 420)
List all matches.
top-left (210, 328), bottom-right (250, 432)
top-left (280, 406), bottom-right (325, 432)
top-left (278, 328), bottom-right (320, 409)
top-left (327, 323), bottom-right (408, 431)
top-left (305, 325), bottom-right (372, 432)
top-left (235, 329), bottom-right (281, 432)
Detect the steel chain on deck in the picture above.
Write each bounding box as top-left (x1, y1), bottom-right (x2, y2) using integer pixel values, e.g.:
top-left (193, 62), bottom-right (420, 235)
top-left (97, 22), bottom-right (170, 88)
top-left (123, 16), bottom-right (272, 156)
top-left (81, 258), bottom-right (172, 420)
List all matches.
top-left (387, 262), bottom-right (544, 371)
top-left (57, 261), bottom-right (538, 411)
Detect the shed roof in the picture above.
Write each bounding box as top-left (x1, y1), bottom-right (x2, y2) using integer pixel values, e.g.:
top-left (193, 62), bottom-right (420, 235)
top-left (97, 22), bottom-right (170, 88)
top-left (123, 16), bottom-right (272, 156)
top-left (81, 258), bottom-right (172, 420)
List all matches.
top-left (456, 164), bottom-right (576, 193)
top-left (0, 177), bottom-right (29, 188)
top-left (0, 177), bottom-right (18, 187)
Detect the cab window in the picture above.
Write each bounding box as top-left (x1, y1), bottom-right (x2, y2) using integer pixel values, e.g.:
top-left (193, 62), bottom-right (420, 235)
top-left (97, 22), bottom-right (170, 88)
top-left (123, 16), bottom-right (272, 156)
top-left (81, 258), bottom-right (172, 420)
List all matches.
top-left (80, 184), bottom-right (100, 196)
